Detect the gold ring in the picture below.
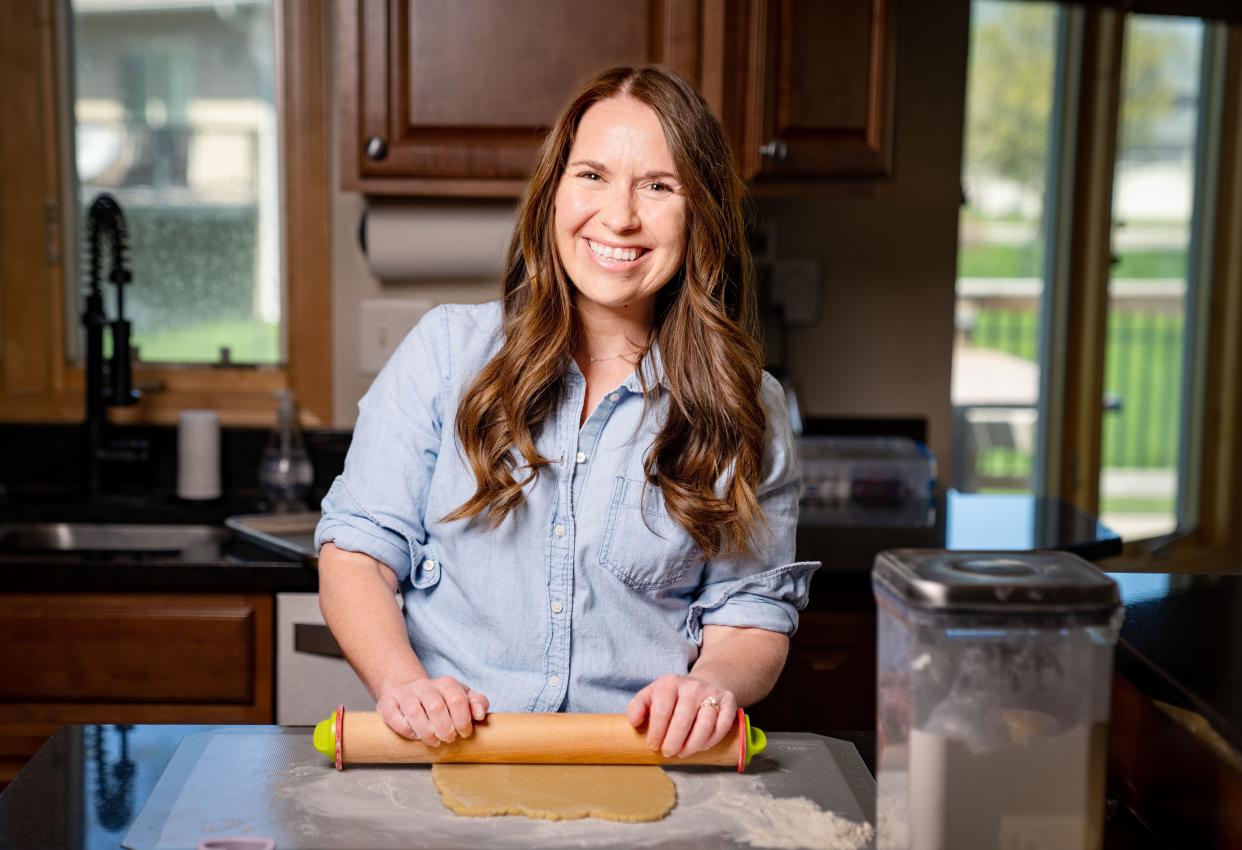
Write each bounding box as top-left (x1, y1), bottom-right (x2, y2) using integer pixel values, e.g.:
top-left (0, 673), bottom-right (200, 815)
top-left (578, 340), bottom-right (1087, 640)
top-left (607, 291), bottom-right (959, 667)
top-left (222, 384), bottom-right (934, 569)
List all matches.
top-left (700, 695), bottom-right (721, 710)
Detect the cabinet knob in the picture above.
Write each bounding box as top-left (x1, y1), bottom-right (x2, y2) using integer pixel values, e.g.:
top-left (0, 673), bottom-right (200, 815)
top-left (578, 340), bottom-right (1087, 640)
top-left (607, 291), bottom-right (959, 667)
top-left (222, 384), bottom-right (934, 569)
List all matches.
top-left (365, 136), bottom-right (389, 161)
top-left (759, 139), bottom-right (788, 163)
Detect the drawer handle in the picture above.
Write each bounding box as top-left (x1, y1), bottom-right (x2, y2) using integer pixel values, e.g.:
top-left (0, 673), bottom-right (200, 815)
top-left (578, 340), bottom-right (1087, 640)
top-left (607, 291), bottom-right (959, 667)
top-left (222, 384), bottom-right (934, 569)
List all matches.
top-left (759, 138), bottom-right (788, 162)
top-left (366, 136), bottom-right (389, 161)
top-left (805, 649), bottom-right (848, 672)
top-left (294, 623), bottom-right (344, 658)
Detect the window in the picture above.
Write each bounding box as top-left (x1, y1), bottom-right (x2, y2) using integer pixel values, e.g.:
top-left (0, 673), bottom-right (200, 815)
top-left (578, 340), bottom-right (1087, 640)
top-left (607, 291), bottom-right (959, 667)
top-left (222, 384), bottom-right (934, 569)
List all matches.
top-left (954, 2), bottom-right (1239, 559)
top-left (1101, 15), bottom-right (1210, 539)
top-left (0, 1), bottom-right (330, 425)
top-left (70, 0), bottom-right (281, 365)
top-left (953, 0), bottom-right (1062, 497)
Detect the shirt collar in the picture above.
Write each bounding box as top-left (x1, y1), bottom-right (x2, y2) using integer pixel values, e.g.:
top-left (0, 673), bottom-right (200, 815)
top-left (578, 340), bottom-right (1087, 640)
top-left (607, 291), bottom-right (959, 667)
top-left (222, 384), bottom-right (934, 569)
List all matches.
top-left (623, 338), bottom-right (669, 394)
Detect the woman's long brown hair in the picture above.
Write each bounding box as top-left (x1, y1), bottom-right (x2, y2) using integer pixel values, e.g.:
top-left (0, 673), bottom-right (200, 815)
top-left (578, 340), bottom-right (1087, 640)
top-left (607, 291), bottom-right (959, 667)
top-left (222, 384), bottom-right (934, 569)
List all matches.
top-left (443, 66), bottom-right (766, 560)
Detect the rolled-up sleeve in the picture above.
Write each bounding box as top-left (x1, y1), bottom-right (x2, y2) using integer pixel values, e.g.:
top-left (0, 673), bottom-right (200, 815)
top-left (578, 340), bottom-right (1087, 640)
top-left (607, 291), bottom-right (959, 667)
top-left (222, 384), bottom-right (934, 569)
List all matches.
top-left (314, 305), bottom-right (448, 584)
top-left (686, 372), bottom-right (819, 645)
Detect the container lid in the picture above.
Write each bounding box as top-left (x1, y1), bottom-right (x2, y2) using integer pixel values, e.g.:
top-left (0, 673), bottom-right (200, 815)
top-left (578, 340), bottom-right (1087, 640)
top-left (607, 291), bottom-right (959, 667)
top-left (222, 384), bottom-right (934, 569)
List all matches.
top-left (872, 549), bottom-right (1120, 613)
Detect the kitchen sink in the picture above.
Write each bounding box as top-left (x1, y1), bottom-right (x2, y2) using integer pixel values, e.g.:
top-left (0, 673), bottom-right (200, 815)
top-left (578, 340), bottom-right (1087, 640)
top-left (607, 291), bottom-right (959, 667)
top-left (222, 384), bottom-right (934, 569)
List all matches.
top-left (0, 522), bottom-right (230, 558)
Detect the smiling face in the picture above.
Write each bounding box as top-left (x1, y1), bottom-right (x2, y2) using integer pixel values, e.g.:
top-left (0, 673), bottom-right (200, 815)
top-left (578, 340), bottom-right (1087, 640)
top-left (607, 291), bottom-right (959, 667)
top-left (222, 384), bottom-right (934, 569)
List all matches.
top-left (553, 96), bottom-right (688, 325)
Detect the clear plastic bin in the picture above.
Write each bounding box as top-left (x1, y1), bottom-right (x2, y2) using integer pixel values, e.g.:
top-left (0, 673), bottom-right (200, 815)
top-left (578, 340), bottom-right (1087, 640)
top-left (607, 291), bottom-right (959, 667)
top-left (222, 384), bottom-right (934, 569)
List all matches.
top-left (873, 549), bottom-right (1122, 850)
top-left (798, 436), bottom-right (936, 507)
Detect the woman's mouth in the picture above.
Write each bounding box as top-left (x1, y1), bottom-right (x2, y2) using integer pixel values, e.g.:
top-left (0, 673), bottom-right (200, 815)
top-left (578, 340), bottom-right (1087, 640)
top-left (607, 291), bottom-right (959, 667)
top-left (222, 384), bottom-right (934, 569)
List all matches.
top-left (585, 237), bottom-right (649, 268)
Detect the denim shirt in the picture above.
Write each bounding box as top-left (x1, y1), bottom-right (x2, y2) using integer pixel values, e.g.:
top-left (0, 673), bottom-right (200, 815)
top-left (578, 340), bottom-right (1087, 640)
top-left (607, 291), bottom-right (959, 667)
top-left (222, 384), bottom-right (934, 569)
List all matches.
top-left (314, 301), bottom-right (819, 713)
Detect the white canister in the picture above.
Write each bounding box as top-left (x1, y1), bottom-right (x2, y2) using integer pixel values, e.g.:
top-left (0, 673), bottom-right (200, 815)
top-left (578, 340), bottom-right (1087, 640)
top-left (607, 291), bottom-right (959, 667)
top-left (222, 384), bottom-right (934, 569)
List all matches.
top-left (177, 410), bottom-right (221, 500)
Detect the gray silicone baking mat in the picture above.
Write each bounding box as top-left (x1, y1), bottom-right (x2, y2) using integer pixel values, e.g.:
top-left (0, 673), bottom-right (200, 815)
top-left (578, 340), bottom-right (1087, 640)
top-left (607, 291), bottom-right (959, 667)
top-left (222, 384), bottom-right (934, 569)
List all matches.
top-left (123, 727), bottom-right (875, 850)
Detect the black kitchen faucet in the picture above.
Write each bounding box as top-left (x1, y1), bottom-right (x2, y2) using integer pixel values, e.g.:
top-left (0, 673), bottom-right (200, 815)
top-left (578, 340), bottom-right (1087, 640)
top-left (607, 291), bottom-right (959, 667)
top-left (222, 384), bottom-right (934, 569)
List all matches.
top-left (83, 193), bottom-right (147, 494)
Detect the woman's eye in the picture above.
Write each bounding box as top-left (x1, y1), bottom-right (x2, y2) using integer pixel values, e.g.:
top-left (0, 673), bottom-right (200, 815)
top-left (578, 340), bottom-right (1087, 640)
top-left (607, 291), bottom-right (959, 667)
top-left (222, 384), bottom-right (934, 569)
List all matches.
top-left (577, 171), bottom-right (602, 181)
top-left (647, 181), bottom-right (674, 193)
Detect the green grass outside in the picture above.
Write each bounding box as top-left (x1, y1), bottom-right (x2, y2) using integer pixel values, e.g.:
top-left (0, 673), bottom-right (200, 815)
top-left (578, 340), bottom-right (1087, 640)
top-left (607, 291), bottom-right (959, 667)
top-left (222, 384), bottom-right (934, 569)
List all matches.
top-left (959, 243), bottom-right (1186, 279)
top-left (970, 308), bottom-right (1183, 471)
top-left (133, 318), bottom-right (279, 364)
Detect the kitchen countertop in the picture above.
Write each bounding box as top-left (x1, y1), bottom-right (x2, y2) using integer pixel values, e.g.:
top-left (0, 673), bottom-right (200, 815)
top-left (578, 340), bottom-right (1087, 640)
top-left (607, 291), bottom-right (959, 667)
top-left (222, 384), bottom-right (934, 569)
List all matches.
top-left (1110, 571), bottom-right (1242, 755)
top-left (0, 724), bottom-right (1165, 850)
top-left (797, 491), bottom-right (1122, 608)
top-left (0, 491), bottom-right (1118, 598)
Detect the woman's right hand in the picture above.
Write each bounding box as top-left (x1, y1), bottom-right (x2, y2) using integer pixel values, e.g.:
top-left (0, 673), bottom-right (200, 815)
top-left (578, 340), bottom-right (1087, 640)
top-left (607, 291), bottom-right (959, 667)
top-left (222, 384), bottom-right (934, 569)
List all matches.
top-left (376, 676), bottom-right (489, 746)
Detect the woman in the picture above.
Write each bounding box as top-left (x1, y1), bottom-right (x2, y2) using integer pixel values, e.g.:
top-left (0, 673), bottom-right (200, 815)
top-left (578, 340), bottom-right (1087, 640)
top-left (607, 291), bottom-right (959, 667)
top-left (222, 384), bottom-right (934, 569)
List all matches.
top-left (315, 65), bottom-right (818, 760)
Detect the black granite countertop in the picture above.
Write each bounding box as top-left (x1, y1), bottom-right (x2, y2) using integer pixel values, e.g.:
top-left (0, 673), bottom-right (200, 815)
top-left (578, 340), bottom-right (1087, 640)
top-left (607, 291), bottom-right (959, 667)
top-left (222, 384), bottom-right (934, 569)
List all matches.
top-left (1109, 571), bottom-right (1242, 757)
top-left (0, 489), bottom-right (1119, 597)
top-left (0, 492), bottom-right (318, 593)
top-left (797, 491), bottom-right (1123, 608)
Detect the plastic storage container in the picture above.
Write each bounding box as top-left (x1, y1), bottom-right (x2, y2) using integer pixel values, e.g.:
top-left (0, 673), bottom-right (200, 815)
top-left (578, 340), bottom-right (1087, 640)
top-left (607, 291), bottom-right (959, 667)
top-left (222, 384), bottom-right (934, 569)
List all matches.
top-left (873, 549), bottom-right (1122, 850)
top-left (798, 436), bottom-right (936, 526)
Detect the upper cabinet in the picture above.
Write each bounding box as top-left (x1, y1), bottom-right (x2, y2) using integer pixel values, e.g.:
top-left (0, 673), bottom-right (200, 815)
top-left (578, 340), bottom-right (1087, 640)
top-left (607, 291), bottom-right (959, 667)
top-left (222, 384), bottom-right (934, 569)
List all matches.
top-left (737, 0), bottom-right (896, 185)
top-left (338, 0), bottom-right (896, 196)
top-left (338, 0), bottom-right (703, 196)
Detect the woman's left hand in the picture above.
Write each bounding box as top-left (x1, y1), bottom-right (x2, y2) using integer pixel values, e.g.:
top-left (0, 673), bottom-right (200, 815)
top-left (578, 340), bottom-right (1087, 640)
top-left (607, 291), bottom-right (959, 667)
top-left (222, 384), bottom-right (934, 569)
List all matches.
top-left (626, 674), bottom-right (738, 758)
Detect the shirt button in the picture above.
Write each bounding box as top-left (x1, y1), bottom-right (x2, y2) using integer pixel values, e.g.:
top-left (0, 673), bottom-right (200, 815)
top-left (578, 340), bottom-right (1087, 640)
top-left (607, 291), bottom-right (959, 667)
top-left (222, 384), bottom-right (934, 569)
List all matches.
top-left (554, 524), bottom-right (565, 537)
top-left (575, 451), bottom-right (587, 464)
top-left (551, 601), bottom-right (563, 614)
top-left (424, 560), bottom-right (437, 572)
top-left (548, 675), bottom-right (561, 687)
top-left (609, 393), bottom-right (620, 402)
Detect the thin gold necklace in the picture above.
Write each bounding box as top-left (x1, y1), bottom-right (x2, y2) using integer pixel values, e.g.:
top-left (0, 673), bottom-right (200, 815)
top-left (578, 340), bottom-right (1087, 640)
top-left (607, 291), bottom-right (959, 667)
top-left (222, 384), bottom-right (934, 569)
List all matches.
top-left (588, 351), bottom-right (632, 364)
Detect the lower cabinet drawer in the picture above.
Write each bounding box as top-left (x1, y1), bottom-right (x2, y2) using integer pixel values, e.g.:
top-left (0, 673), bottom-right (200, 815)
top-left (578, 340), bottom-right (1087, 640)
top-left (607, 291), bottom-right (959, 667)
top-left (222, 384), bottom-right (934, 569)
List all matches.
top-left (0, 594), bottom-right (270, 704)
top-left (0, 592), bottom-right (274, 789)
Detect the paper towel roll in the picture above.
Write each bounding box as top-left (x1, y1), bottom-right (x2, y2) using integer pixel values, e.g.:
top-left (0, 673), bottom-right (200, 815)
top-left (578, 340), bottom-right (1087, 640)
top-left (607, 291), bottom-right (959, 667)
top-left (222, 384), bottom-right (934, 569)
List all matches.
top-left (177, 410), bottom-right (221, 500)
top-left (363, 202), bottom-right (517, 281)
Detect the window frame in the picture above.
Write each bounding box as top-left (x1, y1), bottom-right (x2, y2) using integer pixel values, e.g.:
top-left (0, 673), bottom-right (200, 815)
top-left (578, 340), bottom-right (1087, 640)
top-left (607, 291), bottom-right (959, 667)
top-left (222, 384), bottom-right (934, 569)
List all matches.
top-left (0, 0), bottom-right (331, 428)
top-left (1057, 9), bottom-right (1242, 570)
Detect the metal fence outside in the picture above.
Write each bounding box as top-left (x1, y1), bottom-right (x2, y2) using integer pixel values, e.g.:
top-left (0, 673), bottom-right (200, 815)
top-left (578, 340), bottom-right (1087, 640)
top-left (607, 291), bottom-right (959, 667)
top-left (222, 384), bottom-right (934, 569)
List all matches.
top-left (953, 278), bottom-right (1184, 491)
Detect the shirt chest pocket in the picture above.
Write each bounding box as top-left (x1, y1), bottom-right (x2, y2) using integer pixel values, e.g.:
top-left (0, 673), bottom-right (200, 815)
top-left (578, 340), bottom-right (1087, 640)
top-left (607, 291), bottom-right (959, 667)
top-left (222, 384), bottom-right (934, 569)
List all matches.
top-left (597, 475), bottom-right (702, 590)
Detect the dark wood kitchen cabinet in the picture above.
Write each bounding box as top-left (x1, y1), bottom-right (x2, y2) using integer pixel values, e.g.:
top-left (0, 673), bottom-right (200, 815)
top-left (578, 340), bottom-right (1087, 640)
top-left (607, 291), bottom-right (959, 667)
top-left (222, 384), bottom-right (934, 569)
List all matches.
top-left (758, 609), bottom-right (876, 732)
top-left (736, 0), bottom-right (896, 184)
top-left (0, 593), bottom-right (272, 788)
top-left (338, 0), bottom-right (897, 195)
top-left (339, 0), bottom-right (703, 195)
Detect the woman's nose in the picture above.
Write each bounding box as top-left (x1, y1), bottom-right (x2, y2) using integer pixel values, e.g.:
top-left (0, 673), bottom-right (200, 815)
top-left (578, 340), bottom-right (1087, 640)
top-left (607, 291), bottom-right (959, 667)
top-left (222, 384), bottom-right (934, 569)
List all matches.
top-left (600, 187), bottom-right (640, 233)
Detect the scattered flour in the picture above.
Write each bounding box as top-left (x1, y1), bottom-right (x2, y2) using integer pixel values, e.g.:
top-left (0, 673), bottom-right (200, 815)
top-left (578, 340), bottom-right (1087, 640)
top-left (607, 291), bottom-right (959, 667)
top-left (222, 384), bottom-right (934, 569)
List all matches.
top-left (706, 791), bottom-right (874, 850)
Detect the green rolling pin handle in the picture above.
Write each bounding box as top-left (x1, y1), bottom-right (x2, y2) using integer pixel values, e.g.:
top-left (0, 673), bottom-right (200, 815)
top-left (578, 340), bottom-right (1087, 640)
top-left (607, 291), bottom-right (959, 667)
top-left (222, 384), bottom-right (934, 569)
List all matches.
top-left (737, 708), bottom-right (767, 773)
top-left (312, 704), bottom-right (345, 770)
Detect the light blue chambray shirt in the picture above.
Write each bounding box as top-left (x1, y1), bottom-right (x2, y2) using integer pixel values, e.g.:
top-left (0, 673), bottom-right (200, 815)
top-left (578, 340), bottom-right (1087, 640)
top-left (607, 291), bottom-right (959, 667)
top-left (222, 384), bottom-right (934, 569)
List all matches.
top-left (314, 301), bottom-right (819, 713)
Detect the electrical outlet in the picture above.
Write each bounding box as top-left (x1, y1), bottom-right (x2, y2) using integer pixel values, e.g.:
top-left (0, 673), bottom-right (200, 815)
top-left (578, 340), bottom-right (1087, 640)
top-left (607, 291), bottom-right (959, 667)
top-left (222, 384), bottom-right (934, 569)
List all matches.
top-left (358, 298), bottom-right (434, 373)
top-left (771, 259), bottom-right (821, 326)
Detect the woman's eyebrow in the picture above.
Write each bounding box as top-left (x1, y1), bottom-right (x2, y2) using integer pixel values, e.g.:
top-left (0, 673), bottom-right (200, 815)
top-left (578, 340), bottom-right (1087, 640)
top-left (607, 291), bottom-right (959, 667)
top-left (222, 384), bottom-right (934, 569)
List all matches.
top-left (568, 160), bottom-right (680, 182)
top-left (569, 159), bottom-right (610, 173)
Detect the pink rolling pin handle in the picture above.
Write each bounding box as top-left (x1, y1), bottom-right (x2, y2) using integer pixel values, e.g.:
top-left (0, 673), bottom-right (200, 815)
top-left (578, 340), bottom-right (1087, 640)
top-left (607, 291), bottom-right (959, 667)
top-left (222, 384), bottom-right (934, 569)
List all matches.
top-left (736, 708), bottom-right (745, 773)
top-left (334, 704), bottom-right (344, 771)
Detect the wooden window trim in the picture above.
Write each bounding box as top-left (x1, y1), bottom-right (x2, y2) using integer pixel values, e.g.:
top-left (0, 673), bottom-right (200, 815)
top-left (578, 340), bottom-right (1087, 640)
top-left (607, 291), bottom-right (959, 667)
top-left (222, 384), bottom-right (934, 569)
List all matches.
top-left (1061, 14), bottom-right (1242, 571)
top-left (0, 0), bottom-right (331, 428)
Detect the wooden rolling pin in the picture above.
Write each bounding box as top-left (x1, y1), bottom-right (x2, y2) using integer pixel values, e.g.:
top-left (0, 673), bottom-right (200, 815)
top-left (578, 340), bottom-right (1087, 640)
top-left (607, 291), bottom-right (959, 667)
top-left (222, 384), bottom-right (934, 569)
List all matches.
top-left (313, 704), bottom-right (767, 773)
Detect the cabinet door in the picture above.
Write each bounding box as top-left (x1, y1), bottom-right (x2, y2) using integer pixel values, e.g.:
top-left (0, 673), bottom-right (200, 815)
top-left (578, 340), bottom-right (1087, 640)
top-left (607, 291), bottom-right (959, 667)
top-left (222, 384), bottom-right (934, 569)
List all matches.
top-left (740, 0), bottom-right (896, 183)
top-left (340, 0), bottom-right (702, 195)
top-left (758, 610), bottom-right (876, 732)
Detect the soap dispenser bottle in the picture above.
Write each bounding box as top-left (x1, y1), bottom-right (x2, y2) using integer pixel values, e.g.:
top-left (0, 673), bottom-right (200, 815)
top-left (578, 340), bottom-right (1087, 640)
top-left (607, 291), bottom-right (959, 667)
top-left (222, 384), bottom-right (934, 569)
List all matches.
top-left (260, 389), bottom-right (314, 512)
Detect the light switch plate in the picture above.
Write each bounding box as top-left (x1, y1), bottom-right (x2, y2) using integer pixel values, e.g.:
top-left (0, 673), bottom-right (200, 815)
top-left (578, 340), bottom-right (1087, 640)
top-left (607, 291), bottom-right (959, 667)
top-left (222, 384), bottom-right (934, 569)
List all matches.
top-left (771, 259), bottom-right (822, 326)
top-left (358, 298), bottom-right (434, 373)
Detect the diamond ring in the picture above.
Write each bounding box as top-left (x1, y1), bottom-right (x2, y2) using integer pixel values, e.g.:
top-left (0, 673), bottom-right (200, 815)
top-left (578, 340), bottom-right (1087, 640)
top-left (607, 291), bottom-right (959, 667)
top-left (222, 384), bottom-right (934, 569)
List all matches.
top-left (700, 695), bottom-right (721, 711)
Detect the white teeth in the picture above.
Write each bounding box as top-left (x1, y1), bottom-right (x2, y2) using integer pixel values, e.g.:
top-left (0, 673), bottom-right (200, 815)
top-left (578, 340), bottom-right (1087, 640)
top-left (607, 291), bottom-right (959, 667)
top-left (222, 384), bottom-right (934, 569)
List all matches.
top-left (588, 239), bottom-right (640, 262)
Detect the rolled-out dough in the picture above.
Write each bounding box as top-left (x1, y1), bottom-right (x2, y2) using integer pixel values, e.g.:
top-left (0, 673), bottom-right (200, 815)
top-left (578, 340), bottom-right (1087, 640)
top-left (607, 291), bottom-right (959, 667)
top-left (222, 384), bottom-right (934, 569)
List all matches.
top-left (431, 763), bottom-right (677, 822)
